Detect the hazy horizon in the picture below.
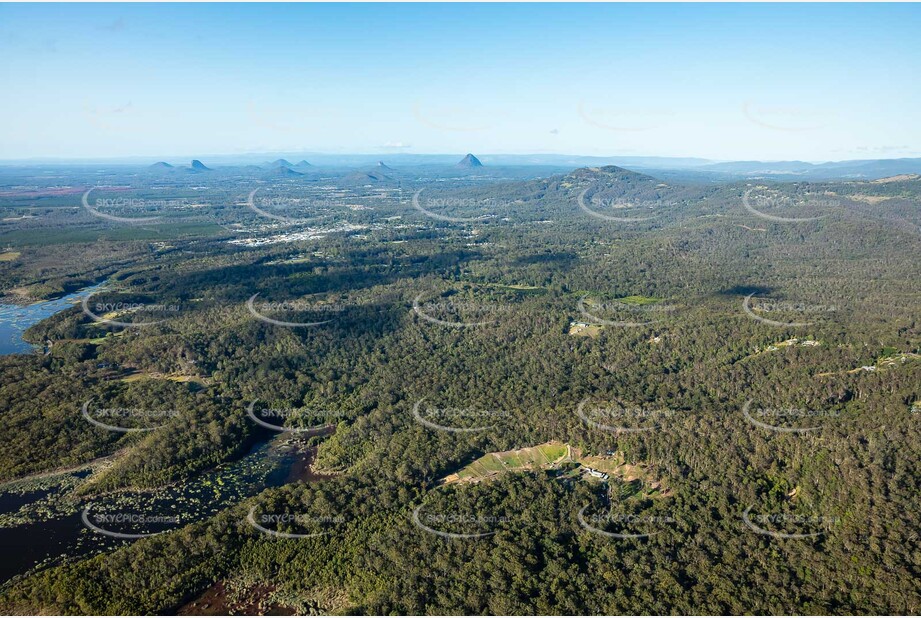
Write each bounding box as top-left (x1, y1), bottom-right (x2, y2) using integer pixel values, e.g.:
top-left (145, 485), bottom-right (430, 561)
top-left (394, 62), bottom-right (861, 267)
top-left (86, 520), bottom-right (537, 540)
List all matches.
top-left (3, 150), bottom-right (920, 167)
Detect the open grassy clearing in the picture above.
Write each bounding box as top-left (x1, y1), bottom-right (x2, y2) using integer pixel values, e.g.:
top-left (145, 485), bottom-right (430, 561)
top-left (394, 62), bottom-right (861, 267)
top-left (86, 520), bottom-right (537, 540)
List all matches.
top-left (569, 323), bottom-right (603, 337)
top-left (614, 295), bottom-right (663, 305)
top-left (120, 371), bottom-right (211, 386)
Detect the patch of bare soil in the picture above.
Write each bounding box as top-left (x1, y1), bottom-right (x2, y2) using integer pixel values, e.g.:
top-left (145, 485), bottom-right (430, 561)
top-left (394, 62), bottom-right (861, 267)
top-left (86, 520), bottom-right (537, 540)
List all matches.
top-left (176, 580), bottom-right (295, 616)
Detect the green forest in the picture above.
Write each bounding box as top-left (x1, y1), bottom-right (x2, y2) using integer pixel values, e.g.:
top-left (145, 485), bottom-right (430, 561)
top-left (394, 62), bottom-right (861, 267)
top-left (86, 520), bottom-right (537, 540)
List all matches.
top-left (0, 164), bottom-right (918, 614)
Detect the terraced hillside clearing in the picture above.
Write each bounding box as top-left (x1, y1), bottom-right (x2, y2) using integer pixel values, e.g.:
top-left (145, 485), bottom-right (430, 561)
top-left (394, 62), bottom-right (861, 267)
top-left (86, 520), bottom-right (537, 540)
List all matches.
top-left (442, 442), bottom-right (569, 484)
top-left (816, 351), bottom-right (920, 377)
top-left (440, 441), bottom-right (670, 495)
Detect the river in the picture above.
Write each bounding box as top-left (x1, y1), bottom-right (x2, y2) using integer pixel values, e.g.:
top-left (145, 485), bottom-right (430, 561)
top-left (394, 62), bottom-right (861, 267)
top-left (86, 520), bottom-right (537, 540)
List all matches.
top-left (0, 283), bottom-right (107, 355)
top-left (0, 434), bottom-right (332, 586)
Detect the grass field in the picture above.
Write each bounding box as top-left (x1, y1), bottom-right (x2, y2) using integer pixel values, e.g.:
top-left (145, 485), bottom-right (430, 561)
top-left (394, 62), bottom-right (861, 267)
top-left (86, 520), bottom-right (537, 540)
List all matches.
top-left (443, 442), bottom-right (569, 484)
top-left (614, 295), bottom-right (662, 305)
top-left (572, 292), bottom-right (662, 306)
top-left (121, 371), bottom-right (210, 386)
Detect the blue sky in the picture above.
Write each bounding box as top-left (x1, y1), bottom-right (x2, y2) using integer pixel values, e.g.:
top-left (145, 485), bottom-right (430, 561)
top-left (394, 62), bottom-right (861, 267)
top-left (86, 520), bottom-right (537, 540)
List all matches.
top-left (1, 3), bottom-right (919, 162)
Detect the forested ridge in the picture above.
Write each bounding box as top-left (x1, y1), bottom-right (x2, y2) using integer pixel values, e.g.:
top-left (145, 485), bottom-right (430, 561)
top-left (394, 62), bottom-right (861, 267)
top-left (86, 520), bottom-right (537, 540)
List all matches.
top-left (0, 166), bottom-right (918, 614)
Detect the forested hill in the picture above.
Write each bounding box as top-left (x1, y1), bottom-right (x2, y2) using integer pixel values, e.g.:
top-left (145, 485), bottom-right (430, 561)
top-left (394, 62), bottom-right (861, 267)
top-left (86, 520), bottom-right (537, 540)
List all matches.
top-left (0, 162), bottom-right (918, 614)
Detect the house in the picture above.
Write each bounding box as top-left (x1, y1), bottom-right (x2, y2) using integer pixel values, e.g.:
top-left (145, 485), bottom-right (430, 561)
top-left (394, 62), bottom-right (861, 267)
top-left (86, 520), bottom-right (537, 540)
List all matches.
top-left (584, 467), bottom-right (609, 481)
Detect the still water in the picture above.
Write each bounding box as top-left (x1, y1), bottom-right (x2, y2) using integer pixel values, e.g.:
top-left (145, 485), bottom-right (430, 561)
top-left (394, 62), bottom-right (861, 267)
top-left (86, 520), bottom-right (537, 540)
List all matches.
top-left (0, 436), bottom-right (328, 585)
top-left (0, 283), bottom-right (106, 355)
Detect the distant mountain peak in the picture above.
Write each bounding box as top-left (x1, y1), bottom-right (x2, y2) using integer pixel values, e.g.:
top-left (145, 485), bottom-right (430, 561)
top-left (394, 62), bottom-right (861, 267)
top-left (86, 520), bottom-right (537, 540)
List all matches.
top-left (190, 159), bottom-right (211, 171)
top-left (294, 160), bottom-right (312, 168)
top-left (149, 161), bottom-right (173, 170)
top-left (348, 170), bottom-right (391, 183)
top-left (376, 161), bottom-right (392, 170)
top-left (568, 165), bottom-right (656, 183)
top-left (266, 166), bottom-right (304, 177)
top-left (271, 159), bottom-right (294, 169)
top-left (456, 153), bottom-right (483, 168)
